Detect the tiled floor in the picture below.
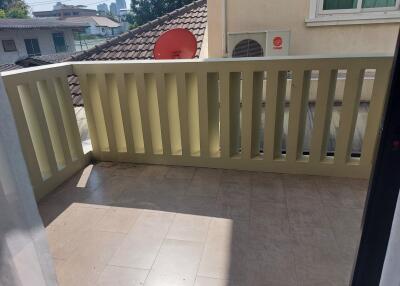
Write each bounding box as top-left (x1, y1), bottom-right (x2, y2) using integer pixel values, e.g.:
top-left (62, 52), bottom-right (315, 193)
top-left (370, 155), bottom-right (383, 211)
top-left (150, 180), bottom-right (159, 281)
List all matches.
top-left (38, 163), bottom-right (368, 286)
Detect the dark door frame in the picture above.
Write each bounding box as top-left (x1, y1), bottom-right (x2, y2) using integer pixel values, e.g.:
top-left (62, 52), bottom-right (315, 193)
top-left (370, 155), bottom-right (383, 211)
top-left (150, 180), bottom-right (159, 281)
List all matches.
top-left (351, 29), bottom-right (400, 285)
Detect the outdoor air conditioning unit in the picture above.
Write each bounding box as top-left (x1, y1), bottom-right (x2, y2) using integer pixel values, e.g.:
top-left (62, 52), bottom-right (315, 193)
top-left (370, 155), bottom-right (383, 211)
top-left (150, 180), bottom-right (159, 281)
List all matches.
top-left (228, 30), bottom-right (290, 57)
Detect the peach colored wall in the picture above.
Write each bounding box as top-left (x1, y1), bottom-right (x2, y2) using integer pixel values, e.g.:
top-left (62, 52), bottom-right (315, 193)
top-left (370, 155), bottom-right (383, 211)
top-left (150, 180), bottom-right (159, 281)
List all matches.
top-left (207, 0), bottom-right (399, 57)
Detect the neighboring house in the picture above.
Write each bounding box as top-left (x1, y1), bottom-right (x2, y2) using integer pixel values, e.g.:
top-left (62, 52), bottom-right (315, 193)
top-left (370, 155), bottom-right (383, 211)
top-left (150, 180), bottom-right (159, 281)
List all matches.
top-left (63, 16), bottom-right (121, 36)
top-left (33, 3), bottom-right (97, 18)
top-left (0, 19), bottom-right (87, 64)
top-left (208, 0), bottom-right (400, 57)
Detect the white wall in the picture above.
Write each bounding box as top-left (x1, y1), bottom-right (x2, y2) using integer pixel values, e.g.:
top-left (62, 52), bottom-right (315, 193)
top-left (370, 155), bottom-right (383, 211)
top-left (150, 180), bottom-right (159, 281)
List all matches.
top-left (0, 28), bottom-right (76, 64)
top-left (208, 0), bottom-right (400, 57)
top-left (0, 77), bottom-right (57, 285)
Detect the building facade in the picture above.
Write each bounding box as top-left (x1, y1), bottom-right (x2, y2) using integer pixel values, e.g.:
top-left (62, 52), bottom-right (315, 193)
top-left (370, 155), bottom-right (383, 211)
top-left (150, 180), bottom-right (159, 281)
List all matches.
top-left (33, 3), bottom-right (97, 18)
top-left (0, 19), bottom-right (85, 64)
top-left (207, 0), bottom-right (400, 57)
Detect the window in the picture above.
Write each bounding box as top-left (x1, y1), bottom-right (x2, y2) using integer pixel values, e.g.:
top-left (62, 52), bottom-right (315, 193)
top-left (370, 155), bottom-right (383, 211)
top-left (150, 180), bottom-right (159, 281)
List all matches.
top-left (2, 40), bottom-right (17, 52)
top-left (308, 0), bottom-right (400, 25)
top-left (232, 39), bottom-right (264, 58)
top-left (321, 0), bottom-right (397, 11)
top-left (52, 32), bottom-right (67, 53)
top-left (24, 39), bottom-right (41, 56)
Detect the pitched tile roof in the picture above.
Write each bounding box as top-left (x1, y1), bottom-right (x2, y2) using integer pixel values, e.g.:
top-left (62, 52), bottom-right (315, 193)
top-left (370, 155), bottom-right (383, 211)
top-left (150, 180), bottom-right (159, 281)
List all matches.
top-left (69, 0), bottom-right (207, 61)
top-left (0, 18), bottom-right (88, 29)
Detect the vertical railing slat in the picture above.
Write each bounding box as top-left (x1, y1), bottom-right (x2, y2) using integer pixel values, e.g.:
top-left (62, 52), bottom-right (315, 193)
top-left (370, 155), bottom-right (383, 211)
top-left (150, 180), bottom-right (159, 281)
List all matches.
top-left (176, 72), bottom-right (190, 157)
top-left (75, 73), bottom-right (100, 156)
top-left (135, 72), bottom-right (154, 156)
top-left (116, 73), bottom-right (135, 156)
top-left (197, 71), bottom-right (209, 158)
top-left (360, 66), bottom-right (391, 165)
top-left (219, 71), bottom-right (230, 158)
top-left (207, 73), bottom-right (221, 158)
top-left (58, 76), bottom-right (84, 159)
top-left (155, 73), bottom-right (172, 156)
top-left (45, 78), bottom-right (72, 165)
top-left (286, 69), bottom-right (311, 162)
top-left (96, 73), bottom-right (118, 156)
top-left (28, 81), bottom-right (59, 176)
top-left (241, 71), bottom-right (254, 159)
top-left (310, 69), bottom-right (337, 163)
top-left (264, 70), bottom-right (287, 161)
top-left (335, 67), bottom-right (364, 164)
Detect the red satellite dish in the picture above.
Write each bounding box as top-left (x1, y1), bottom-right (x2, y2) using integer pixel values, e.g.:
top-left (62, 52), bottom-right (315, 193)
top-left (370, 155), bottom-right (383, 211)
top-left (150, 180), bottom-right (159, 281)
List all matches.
top-left (153, 28), bottom-right (197, 60)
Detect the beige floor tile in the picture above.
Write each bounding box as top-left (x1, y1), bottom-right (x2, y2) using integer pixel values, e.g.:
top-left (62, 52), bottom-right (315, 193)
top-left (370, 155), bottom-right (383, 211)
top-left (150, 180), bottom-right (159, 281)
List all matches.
top-left (109, 210), bottom-right (175, 269)
top-left (47, 203), bottom-right (108, 232)
top-left (193, 168), bottom-right (222, 181)
top-left (140, 165), bottom-right (169, 179)
top-left (96, 266), bottom-right (149, 286)
top-left (197, 218), bottom-right (233, 279)
top-left (113, 163), bottom-right (146, 177)
top-left (185, 178), bottom-right (220, 198)
top-left (251, 175), bottom-right (286, 204)
top-left (194, 276), bottom-right (229, 286)
top-left (165, 166), bottom-right (195, 179)
top-left (152, 239), bottom-right (204, 276)
top-left (58, 230), bottom-right (125, 286)
top-left (167, 213), bottom-right (210, 242)
top-left (144, 271), bottom-right (195, 286)
top-left (220, 170), bottom-right (252, 184)
top-left (46, 228), bottom-right (87, 260)
top-left (94, 207), bottom-right (142, 233)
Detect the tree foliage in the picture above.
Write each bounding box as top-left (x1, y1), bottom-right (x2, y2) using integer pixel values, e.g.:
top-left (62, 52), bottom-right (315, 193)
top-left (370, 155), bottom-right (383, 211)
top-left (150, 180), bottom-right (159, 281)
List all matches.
top-left (128, 0), bottom-right (195, 26)
top-left (0, 0), bottom-right (29, 18)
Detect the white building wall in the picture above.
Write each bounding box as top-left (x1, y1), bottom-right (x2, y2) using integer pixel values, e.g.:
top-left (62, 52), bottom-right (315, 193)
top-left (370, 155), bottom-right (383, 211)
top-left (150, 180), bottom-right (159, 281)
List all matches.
top-left (0, 77), bottom-right (57, 286)
top-left (0, 28), bottom-right (76, 64)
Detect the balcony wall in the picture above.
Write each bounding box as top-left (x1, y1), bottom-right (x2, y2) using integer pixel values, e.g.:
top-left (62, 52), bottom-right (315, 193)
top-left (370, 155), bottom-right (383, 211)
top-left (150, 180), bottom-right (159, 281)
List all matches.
top-left (0, 55), bottom-right (393, 199)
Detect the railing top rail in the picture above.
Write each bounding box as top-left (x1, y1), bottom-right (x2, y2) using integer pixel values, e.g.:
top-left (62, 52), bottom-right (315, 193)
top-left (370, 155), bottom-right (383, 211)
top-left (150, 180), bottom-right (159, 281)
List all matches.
top-left (70, 53), bottom-right (393, 65)
top-left (0, 54), bottom-right (393, 79)
top-left (0, 62), bottom-right (72, 78)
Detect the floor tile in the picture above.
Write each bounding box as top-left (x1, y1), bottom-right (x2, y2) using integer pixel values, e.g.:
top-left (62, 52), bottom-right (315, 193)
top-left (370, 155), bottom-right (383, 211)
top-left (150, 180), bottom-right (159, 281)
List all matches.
top-left (197, 218), bottom-right (233, 279)
top-left (96, 266), bottom-right (148, 286)
top-left (165, 166), bottom-right (195, 179)
top-left (167, 213), bottom-right (210, 242)
top-left (109, 210), bottom-right (175, 269)
top-left (57, 230), bottom-right (125, 286)
top-left (94, 207), bottom-right (142, 233)
top-left (194, 276), bottom-right (230, 286)
top-left (152, 239), bottom-right (204, 276)
top-left (144, 271), bottom-right (195, 286)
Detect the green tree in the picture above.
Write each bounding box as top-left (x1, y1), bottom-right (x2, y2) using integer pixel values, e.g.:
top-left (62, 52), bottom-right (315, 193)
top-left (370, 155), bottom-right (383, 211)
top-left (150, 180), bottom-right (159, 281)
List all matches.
top-left (128, 0), bottom-right (195, 26)
top-left (0, 9), bottom-right (6, 18)
top-left (0, 0), bottom-right (29, 18)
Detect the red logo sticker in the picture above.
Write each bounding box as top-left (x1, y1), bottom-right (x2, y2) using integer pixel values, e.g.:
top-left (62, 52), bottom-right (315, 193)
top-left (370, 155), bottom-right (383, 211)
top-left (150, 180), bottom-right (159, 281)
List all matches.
top-left (273, 36), bottom-right (283, 50)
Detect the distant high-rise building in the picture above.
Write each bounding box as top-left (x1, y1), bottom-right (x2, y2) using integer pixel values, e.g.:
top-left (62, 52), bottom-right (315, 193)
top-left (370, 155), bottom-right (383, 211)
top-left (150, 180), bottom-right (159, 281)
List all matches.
top-left (109, 2), bottom-right (117, 16)
top-left (97, 3), bottom-right (109, 15)
top-left (115, 0), bottom-right (126, 15)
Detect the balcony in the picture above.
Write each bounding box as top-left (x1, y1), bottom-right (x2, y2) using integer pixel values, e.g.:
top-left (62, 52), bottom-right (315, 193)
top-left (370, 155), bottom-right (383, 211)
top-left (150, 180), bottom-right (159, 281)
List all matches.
top-left (0, 55), bottom-right (392, 285)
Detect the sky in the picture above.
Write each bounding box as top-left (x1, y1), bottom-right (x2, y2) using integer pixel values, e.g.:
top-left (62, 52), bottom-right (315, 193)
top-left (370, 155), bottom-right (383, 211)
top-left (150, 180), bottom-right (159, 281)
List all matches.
top-left (26, 0), bottom-right (131, 13)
